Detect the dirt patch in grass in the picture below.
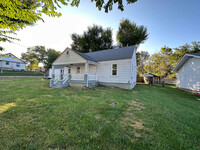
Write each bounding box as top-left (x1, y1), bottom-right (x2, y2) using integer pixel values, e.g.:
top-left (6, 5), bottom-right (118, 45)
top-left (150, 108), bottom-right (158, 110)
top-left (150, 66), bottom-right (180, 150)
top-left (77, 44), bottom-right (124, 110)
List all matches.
top-left (121, 100), bottom-right (146, 139)
top-left (109, 102), bottom-right (117, 107)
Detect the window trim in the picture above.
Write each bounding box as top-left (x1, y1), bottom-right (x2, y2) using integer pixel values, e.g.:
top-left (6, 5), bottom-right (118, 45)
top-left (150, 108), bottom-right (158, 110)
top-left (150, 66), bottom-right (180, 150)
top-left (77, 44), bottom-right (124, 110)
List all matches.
top-left (6, 61), bottom-right (9, 65)
top-left (16, 63), bottom-right (20, 67)
top-left (111, 64), bottom-right (118, 76)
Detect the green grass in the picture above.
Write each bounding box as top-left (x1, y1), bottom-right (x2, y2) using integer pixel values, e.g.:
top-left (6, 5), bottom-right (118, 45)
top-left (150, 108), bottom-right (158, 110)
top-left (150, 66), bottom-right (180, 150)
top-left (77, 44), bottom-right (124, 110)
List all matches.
top-left (0, 70), bottom-right (44, 76)
top-left (0, 79), bottom-right (200, 149)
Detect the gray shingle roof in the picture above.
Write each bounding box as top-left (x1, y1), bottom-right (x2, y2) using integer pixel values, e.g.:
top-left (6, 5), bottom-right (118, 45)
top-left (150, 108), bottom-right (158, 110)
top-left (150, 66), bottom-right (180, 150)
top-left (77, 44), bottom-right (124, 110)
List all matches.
top-left (72, 46), bottom-right (136, 62)
top-left (188, 53), bottom-right (200, 57)
top-left (72, 49), bottom-right (96, 62)
top-left (86, 46), bottom-right (136, 61)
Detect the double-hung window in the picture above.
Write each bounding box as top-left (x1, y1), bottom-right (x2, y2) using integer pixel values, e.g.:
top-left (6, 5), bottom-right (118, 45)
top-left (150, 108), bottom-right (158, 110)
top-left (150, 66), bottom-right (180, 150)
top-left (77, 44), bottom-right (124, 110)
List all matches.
top-left (16, 63), bottom-right (20, 67)
top-left (6, 61), bottom-right (9, 65)
top-left (112, 64), bottom-right (117, 76)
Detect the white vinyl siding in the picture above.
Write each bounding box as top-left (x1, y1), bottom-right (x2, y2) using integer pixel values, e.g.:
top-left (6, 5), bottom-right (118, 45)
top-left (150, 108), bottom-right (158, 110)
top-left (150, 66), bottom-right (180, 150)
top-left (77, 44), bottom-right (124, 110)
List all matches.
top-left (131, 49), bottom-right (137, 88)
top-left (0, 61), bottom-right (25, 70)
top-left (53, 49), bottom-right (86, 65)
top-left (176, 58), bottom-right (200, 91)
top-left (97, 59), bottom-right (132, 83)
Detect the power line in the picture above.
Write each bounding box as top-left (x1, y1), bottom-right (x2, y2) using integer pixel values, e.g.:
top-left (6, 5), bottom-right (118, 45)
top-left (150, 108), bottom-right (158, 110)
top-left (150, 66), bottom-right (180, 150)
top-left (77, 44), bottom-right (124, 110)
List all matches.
top-left (12, 42), bottom-right (28, 48)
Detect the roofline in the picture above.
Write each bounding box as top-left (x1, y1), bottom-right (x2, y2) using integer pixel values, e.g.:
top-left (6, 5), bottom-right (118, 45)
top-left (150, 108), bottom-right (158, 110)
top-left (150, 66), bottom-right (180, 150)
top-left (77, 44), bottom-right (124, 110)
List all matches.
top-left (5, 53), bottom-right (18, 58)
top-left (52, 48), bottom-right (68, 65)
top-left (172, 54), bottom-right (200, 72)
top-left (186, 54), bottom-right (200, 59)
top-left (85, 45), bottom-right (137, 62)
top-left (96, 58), bottom-right (132, 62)
top-left (53, 46), bottom-right (136, 65)
top-left (0, 53), bottom-right (26, 64)
top-left (0, 60), bottom-right (25, 64)
top-left (72, 49), bottom-right (96, 62)
top-left (84, 45), bottom-right (136, 55)
top-left (52, 48), bottom-right (96, 65)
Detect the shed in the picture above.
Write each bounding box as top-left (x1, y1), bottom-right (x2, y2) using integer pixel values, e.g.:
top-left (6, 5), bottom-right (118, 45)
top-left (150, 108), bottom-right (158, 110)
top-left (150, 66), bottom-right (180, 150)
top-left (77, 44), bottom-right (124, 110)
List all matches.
top-left (143, 73), bottom-right (160, 85)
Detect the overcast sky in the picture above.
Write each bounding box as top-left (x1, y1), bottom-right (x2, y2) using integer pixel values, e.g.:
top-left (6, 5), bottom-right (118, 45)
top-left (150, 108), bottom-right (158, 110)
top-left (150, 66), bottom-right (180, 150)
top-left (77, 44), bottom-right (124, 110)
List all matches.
top-left (1, 0), bottom-right (200, 58)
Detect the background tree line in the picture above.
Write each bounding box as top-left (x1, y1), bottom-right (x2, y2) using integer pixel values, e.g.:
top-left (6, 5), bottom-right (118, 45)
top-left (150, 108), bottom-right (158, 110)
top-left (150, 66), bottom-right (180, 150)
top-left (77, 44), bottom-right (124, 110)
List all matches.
top-left (1, 0), bottom-right (137, 51)
top-left (20, 18), bottom-right (148, 71)
top-left (71, 19), bottom-right (148, 53)
top-left (21, 46), bottom-right (61, 71)
top-left (138, 41), bottom-right (200, 78)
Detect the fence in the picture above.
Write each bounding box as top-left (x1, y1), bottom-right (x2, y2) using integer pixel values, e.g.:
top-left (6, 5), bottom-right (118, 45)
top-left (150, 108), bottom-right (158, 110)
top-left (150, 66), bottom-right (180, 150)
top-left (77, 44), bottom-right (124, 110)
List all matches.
top-left (137, 77), bottom-right (144, 83)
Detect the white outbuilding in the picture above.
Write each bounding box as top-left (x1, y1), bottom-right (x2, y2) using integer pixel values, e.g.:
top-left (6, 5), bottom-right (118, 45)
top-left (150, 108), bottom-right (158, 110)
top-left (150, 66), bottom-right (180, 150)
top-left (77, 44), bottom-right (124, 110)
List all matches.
top-left (172, 53), bottom-right (200, 91)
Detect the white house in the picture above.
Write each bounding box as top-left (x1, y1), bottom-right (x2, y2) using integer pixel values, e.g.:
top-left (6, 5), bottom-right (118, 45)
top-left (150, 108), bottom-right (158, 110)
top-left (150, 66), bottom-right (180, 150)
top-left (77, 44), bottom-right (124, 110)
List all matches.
top-left (0, 53), bottom-right (26, 71)
top-left (172, 53), bottom-right (200, 91)
top-left (49, 66), bottom-right (67, 78)
top-left (50, 46), bottom-right (137, 89)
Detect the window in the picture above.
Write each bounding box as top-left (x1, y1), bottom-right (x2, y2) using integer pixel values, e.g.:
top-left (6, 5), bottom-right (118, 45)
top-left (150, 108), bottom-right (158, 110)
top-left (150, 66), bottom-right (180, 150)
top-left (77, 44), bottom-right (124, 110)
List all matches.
top-left (6, 61), bottom-right (9, 65)
top-left (60, 69), bottom-right (64, 74)
top-left (66, 51), bottom-right (69, 55)
top-left (77, 67), bottom-right (80, 73)
top-left (68, 68), bottom-right (71, 74)
top-left (112, 64), bottom-right (117, 76)
top-left (16, 63), bottom-right (20, 67)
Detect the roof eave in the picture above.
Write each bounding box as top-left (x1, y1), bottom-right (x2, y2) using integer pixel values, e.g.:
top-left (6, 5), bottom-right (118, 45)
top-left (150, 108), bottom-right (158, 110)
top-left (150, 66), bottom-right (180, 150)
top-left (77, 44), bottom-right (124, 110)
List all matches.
top-left (172, 54), bottom-right (200, 73)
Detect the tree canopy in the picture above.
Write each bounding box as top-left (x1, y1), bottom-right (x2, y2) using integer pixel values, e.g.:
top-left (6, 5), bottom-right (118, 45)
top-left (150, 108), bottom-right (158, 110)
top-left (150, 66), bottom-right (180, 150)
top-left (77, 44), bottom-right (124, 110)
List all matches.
top-left (136, 51), bottom-right (150, 76)
top-left (0, 0), bottom-right (137, 51)
top-left (116, 19), bottom-right (148, 47)
top-left (21, 46), bottom-right (61, 71)
top-left (144, 41), bottom-right (200, 77)
top-left (1, 0), bottom-right (137, 31)
top-left (71, 24), bottom-right (113, 53)
top-left (45, 49), bottom-right (61, 70)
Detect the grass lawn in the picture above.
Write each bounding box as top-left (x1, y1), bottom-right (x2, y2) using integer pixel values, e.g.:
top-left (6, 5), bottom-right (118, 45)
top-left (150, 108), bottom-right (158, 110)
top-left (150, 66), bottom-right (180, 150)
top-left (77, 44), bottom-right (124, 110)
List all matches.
top-left (0, 70), bottom-right (44, 76)
top-left (0, 78), bottom-right (200, 149)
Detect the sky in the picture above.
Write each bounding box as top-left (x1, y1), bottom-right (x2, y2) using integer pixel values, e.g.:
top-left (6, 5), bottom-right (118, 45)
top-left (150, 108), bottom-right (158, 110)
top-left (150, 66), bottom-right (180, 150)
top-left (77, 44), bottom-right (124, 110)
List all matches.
top-left (1, 0), bottom-right (200, 58)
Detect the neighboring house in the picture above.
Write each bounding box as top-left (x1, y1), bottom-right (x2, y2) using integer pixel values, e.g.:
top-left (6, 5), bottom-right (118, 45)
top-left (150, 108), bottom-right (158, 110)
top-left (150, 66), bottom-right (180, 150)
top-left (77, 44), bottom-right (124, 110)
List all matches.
top-left (50, 46), bottom-right (137, 89)
top-left (0, 53), bottom-right (26, 71)
top-left (172, 53), bottom-right (200, 91)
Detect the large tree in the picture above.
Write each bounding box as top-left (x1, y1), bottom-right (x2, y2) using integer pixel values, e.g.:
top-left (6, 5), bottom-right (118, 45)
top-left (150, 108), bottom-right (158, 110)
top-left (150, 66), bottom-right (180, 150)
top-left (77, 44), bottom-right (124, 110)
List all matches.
top-left (21, 46), bottom-right (61, 71)
top-left (45, 49), bottom-right (61, 70)
top-left (71, 24), bottom-right (113, 53)
top-left (116, 19), bottom-right (148, 47)
top-left (0, 0), bottom-right (137, 50)
top-left (136, 51), bottom-right (150, 76)
top-left (144, 41), bottom-right (200, 78)
top-left (21, 49), bottom-right (39, 71)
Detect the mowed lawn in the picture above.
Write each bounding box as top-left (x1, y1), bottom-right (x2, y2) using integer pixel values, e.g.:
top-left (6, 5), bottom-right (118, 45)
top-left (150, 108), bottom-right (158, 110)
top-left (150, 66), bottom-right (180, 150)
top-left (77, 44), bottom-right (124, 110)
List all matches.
top-left (0, 79), bottom-right (200, 149)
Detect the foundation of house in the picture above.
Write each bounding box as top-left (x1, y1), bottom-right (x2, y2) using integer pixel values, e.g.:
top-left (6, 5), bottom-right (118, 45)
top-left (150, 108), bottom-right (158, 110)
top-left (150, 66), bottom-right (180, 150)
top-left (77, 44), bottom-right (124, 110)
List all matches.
top-left (98, 82), bottom-right (134, 90)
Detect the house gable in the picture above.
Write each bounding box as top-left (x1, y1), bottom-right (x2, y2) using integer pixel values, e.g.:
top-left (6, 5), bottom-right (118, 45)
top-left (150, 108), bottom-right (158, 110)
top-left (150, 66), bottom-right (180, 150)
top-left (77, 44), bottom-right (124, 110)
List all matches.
top-left (0, 53), bottom-right (24, 64)
top-left (53, 48), bottom-right (87, 65)
top-left (172, 53), bottom-right (200, 72)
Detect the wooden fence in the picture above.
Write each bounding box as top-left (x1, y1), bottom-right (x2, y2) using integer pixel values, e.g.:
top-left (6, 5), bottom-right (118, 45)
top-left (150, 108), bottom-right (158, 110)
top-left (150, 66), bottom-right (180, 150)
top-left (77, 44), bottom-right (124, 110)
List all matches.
top-left (137, 77), bottom-right (144, 83)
